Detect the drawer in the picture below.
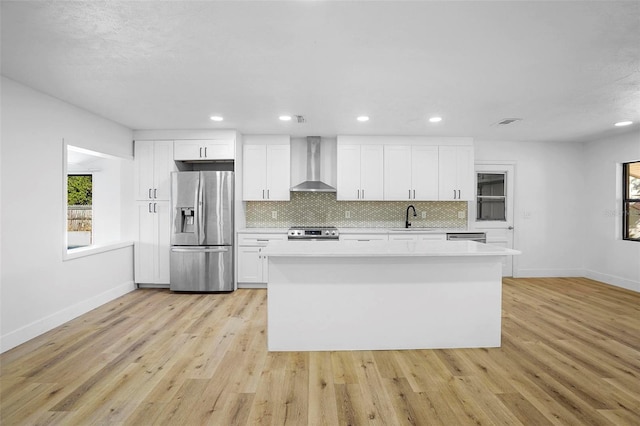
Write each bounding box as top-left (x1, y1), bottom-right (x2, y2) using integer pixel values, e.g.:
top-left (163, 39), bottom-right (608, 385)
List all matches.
top-left (238, 233), bottom-right (287, 245)
top-left (340, 234), bottom-right (389, 242)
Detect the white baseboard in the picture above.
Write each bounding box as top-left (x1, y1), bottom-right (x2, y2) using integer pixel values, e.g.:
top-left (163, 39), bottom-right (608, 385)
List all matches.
top-left (238, 283), bottom-right (267, 289)
top-left (515, 268), bottom-right (584, 278)
top-left (0, 280), bottom-right (136, 354)
top-left (584, 270), bottom-right (640, 293)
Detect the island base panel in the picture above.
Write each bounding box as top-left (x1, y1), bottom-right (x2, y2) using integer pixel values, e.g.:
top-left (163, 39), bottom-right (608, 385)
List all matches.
top-left (267, 256), bottom-right (503, 351)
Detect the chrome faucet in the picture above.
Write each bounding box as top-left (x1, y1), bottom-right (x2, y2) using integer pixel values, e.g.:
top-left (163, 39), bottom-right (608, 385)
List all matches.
top-left (405, 205), bottom-right (417, 228)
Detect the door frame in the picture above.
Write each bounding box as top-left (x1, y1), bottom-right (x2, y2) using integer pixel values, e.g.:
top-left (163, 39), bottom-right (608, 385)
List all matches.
top-left (471, 161), bottom-right (517, 277)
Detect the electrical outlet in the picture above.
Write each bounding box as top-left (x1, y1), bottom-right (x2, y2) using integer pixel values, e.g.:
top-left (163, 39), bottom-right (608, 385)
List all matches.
top-left (271, 211), bottom-right (277, 219)
top-left (345, 211), bottom-right (351, 219)
top-left (421, 211), bottom-right (427, 219)
top-left (458, 211), bottom-right (466, 219)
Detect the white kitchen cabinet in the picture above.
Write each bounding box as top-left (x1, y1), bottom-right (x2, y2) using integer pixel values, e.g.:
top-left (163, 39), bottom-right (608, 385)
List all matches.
top-left (173, 139), bottom-right (235, 161)
top-left (237, 233), bottom-right (287, 285)
top-left (336, 144), bottom-right (384, 201)
top-left (384, 145), bottom-right (439, 201)
top-left (237, 246), bottom-right (264, 283)
top-left (134, 140), bottom-right (176, 201)
top-left (340, 233), bottom-right (389, 241)
top-left (388, 232), bottom-right (447, 241)
top-left (438, 146), bottom-right (474, 201)
top-left (135, 201), bottom-right (171, 285)
top-left (418, 233), bottom-right (447, 241)
top-left (243, 141), bottom-right (290, 201)
top-left (388, 233), bottom-right (420, 241)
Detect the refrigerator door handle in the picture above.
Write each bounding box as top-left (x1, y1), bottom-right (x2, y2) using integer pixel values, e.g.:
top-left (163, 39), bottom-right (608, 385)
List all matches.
top-left (197, 174), bottom-right (206, 244)
top-left (171, 247), bottom-right (229, 253)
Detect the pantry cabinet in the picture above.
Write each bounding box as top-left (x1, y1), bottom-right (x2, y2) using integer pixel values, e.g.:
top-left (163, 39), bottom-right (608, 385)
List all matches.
top-left (383, 145), bottom-right (439, 200)
top-left (438, 146), bottom-right (474, 201)
top-left (135, 201), bottom-right (171, 285)
top-left (173, 139), bottom-right (235, 161)
top-left (134, 140), bottom-right (176, 201)
top-left (243, 137), bottom-right (290, 201)
top-left (336, 144), bottom-right (384, 200)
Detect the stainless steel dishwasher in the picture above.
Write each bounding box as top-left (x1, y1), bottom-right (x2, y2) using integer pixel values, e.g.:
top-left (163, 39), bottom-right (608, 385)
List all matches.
top-left (446, 232), bottom-right (487, 243)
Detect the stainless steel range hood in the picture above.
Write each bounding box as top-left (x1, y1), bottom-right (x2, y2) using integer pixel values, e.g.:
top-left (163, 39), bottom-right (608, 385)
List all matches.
top-left (290, 136), bottom-right (336, 193)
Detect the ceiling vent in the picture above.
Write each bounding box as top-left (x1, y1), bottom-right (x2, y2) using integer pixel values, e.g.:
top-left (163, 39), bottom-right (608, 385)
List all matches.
top-left (295, 115), bottom-right (306, 123)
top-left (495, 118), bottom-right (523, 126)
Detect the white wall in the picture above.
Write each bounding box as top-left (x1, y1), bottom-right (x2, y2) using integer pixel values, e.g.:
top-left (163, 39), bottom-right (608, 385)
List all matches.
top-left (475, 139), bottom-right (585, 277)
top-left (1, 77), bottom-right (136, 352)
top-left (582, 131), bottom-right (640, 292)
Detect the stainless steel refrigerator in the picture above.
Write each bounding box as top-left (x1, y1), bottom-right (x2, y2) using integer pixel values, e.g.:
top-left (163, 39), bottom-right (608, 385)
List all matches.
top-left (170, 171), bottom-right (234, 292)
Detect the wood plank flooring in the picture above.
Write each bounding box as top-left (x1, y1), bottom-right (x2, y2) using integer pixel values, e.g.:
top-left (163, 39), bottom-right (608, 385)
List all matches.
top-left (1, 277), bottom-right (639, 425)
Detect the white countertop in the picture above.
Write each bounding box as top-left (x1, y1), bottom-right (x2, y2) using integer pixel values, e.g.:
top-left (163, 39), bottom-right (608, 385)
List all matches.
top-left (238, 228), bottom-right (468, 235)
top-left (263, 240), bottom-right (520, 257)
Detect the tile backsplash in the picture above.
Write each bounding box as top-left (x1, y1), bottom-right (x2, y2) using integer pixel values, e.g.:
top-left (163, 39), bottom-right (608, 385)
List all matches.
top-left (245, 192), bottom-right (468, 228)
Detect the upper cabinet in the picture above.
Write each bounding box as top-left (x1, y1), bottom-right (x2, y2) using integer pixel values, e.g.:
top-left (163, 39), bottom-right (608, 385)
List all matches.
top-left (243, 135), bottom-right (291, 201)
top-left (134, 140), bottom-right (177, 201)
top-left (336, 142), bottom-right (384, 201)
top-left (438, 146), bottom-right (474, 201)
top-left (174, 139), bottom-right (235, 161)
top-left (337, 136), bottom-right (474, 202)
top-left (384, 145), bottom-right (439, 201)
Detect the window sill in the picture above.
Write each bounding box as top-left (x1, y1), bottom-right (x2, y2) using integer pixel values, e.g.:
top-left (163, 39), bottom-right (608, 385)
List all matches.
top-left (64, 241), bottom-right (134, 261)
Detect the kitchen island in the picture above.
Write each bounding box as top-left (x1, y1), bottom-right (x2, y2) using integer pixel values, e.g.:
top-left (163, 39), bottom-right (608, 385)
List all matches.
top-left (263, 240), bottom-right (520, 351)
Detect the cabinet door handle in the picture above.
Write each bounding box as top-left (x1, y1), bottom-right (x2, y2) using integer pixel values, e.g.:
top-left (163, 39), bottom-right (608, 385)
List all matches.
top-left (413, 189), bottom-right (416, 199)
top-left (362, 189), bottom-right (365, 199)
top-left (357, 189), bottom-right (360, 199)
top-left (148, 202), bottom-right (153, 213)
top-left (153, 203), bottom-right (157, 213)
top-left (453, 189), bottom-right (457, 199)
top-left (262, 189), bottom-right (265, 199)
top-left (204, 147), bottom-right (208, 157)
top-left (148, 189), bottom-right (152, 199)
top-left (154, 188), bottom-right (157, 199)
top-left (199, 147), bottom-right (203, 158)
top-left (409, 189), bottom-right (411, 199)
top-left (267, 189), bottom-right (270, 199)
top-left (458, 189), bottom-right (461, 199)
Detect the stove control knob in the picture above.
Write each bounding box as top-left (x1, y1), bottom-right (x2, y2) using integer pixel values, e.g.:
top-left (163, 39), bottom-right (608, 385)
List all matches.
top-left (331, 231), bottom-right (337, 235)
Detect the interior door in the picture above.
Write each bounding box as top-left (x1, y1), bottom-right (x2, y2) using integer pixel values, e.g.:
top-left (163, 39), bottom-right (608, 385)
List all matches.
top-left (471, 163), bottom-right (515, 277)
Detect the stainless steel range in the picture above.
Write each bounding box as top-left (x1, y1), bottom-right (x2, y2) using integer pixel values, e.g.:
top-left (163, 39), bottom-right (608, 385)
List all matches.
top-left (288, 226), bottom-right (339, 240)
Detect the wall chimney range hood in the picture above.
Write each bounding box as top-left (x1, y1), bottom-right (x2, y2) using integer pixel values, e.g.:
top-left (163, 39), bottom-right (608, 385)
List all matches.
top-left (290, 136), bottom-right (336, 193)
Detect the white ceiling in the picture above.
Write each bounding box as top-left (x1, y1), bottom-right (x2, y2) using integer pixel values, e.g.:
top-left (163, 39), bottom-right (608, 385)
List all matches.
top-left (1, 1), bottom-right (639, 143)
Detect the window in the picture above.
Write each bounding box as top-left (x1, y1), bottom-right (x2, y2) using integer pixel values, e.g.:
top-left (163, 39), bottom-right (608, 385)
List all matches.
top-left (623, 161), bottom-right (640, 241)
top-left (476, 173), bottom-right (506, 221)
top-left (67, 174), bottom-right (93, 249)
top-left (65, 144), bottom-right (126, 256)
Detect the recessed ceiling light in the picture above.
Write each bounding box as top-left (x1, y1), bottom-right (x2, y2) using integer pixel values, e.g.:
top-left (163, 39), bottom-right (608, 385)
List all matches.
top-left (428, 116), bottom-right (442, 123)
top-left (614, 121), bottom-right (633, 127)
top-left (210, 115), bottom-right (223, 122)
top-left (279, 115), bottom-right (292, 121)
top-left (357, 116), bottom-right (369, 122)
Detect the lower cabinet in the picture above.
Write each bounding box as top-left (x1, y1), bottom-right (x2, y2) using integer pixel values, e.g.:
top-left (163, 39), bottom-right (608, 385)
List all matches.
top-left (237, 246), bottom-right (266, 284)
top-left (135, 201), bottom-right (171, 286)
top-left (340, 233), bottom-right (388, 242)
top-left (237, 233), bottom-right (287, 287)
top-left (388, 233), bottom-right (447, 241)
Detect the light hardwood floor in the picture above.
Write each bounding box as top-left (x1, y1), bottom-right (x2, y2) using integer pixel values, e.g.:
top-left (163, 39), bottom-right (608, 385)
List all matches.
top-left (1, 277), bottom-right (639, 425)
